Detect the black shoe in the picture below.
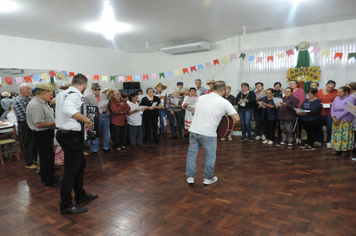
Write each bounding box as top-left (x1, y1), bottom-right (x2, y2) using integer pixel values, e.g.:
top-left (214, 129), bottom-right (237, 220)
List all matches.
top-left (42, 175), bottom-right (60, 183)
top-left (239, 138), bottom-right (246, 141)
top-left (170, 136), bottom-right (177, 140)
top-left (131, 146), bottom-right (137, 150)
top-left (248, 138), bottom-right (253, 142)
top-left (76, 193), bottom-right (99, 205)
top-left (54, 165), bottom-right (61, 170)
top-left (60, 205), bottom-right (88, 215)
top-left (45, 180), bottom-right (61, 187)
top-left (102, 149), bottom-right (111, 153)
top-left (92, 152), bottom-right (98, 156)
top-left (154, 139), bottom-right (160, 144)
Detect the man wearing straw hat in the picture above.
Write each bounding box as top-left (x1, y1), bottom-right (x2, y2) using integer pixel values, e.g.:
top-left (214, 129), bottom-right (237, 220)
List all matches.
top-left (205, 79), bottom-right (216, 95)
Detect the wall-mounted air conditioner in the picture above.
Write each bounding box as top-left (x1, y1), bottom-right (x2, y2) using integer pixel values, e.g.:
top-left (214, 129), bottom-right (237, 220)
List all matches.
top-left (161, 41), bottom-right (211, 54)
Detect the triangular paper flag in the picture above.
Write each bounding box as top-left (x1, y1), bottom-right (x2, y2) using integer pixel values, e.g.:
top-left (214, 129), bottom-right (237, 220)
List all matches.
top-left (239, 53), bottom-right (246, 59)
top-left (127, 76), bottom-right (132, 82)
top-left (102, 76), bottom-right (108, 82)
top-left (221, 56), bottom-right (228, 63)
top-left (197, 64), bottom-right (204, 70)
top-left (277, 53), bottom-right (284, 59)
top-left (190, 66), bottom-right (197, 72)
top-left (135, 75), bottom-right (140, 81)
top-left (205, 62), bottom-right (212, 68)
top-left (152, 74), bottom-right (158, 80)
top-left (62, 70), bottom-right (68, 76)
top-left (230, 53), bottom-right (237, 60)
top-left (15, 77), bottom-right (23, 84)
top-left (256, 57), bottom-right (263, 63)
top-left (49, 71), bottom-right (55, 77)
top-left (286, 49), bottom-right (294, 56)
top-left (33, 75), bottom-right (41, 82)
top-left (321, 50), bottom-right (330, 57)
top-left (110, 76), bottom-right (115, 81)
top-left (348, 52), bottom-right (356, 60)
top-left (247, 55), bottom-right (254, 62)
top-left (182, 68), bottom-right (189, 74)
top-left (41, 73), bottom-right (49, 80)
top-left (267, 56), bottom-right (273, 62)
top-left (118, 76), bottom-right (124, 82)
top-left (93, 75), bottom-right (99, 81)
top-left (143, 75), bottom-right (149, 80)
top-left (25, 76), bottom-right (32, 83)
top-left (0, 77), bottom-right (2, 87)
top-left (334, 52), bottom-right (343, 60)
top-left (213, 59), bottom-right (219, 65)
top-left (174, 70), bottom-right (180, 76)
top-left (5, 77), bottom-right (13, 85)
top-left (311, 47), bottom-right (320, 54)
top-left (159, 73), bottom-right (165, 78)
top-left (86, 74), bottom-right (91, 80)
top-left (167, 71), bottom-right (173, 77)
top-left (69, 72), bottom-right (75, 77)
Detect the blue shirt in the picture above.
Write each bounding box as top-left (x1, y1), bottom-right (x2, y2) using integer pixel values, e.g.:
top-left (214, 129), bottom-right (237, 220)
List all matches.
top-left (300, 98), bottom-right (321, 121)
top-left (12, 94), bottom-right (32, 122)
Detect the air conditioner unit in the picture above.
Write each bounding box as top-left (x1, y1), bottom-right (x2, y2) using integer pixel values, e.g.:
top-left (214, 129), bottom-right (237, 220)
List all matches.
top-left (11, 69), bottom-right (23, 74)
top-left (161, 41), bottom-right (211, 54)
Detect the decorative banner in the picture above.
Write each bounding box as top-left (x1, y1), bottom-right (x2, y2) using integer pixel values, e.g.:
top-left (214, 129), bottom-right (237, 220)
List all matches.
top-left (213, 59), bottom-right (219, 65)
top-left (287, 66), bottom-right (321, 82)
top-left (0, 77), bottom-right (2, 87)
top-left (152, 74), bottom-right (158, 79)
top-left (135, 75), bottom-right (140, 81)
top-left (33, 74), bottom-right (41, 82)
top-left (159, 73), bottom-right (165, 78)
top-left (222, 57), bottom-right (228, 63)
top-left (62, 70), bottom-right (68, 76)
top-left (267, 56), bottom-right (274, 62)
top-left (167, 71), bottom-right (173, 77)
top-left (334, 52), bottom-right (343, 60)
top-left (56, 70), bottom-right (61, 72)
top-left (286, 49), bottom-right (294, 56)
top-left (311, 47), bottom-right (320, 54)
top-left (127, 76), bottom-right (132, 82)
top-left (110, 76), bottom-right (115, 81)
top-left (277, 53), bottom-right (284, 59)
top-left (197, 64), bottom-right (204, 70)
top-left (190, 66), bottom-right (197, 72)
top-left (5, 77), bottom-right (13, 85)
top-left (239, 53), bottom-right (246, 59)
top-left (69, 72), bottom-right (75, 77)
top-left (182, 68), bottom-right (189, 74)
top-left (86, 74), bottom-right (91, 80)
top-left (102, 75), bottom-right (108, 82)
top-left (93, 75), bottom-right (99, 81)
top-left (15, 77), bottom-right (22, 84)
top-left (321, 50), bottom-right (330, 57)
top-left (248, 55), bottom-right (254, 62)
top-left (256, 57), bottom-right (263, 64)
top-left (174, 70), bottom-right (180, 76)
top-left (230, 53), bottom-right (237, 60)
top-left (348, 52), bottom-right (356, 60)
top-left (41, 73), bottom-right (49, 80)
top-left (25, 76), bottom-right (32, 83)
top-left (118, 76), bottom-right (124, 82)
top-left (205, 62), bottom-right (212, 68)
top-left (143, 75), bottom-right (149, 80)
top-left (49, 71), bottom-right (56, 77)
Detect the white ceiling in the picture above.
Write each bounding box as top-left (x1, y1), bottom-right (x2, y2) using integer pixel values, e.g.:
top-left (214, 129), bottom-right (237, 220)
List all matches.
top-left (1, 0), bottom-right (356, 53)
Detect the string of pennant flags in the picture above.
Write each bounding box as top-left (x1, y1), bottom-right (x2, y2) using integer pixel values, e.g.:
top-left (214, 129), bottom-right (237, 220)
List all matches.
top-left (1, 47), bottom-right (355, 87)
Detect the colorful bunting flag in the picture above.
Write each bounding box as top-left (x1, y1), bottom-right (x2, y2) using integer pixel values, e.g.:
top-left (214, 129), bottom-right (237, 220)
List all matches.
top-left (102, 75), bottom-right (108, 82)
top-left (286, 49), bottom-right (294, 56)
top-left (174, 70), bottom-right (180, 76)
top-left (230, 53), bottom-right (237, 60)
top-left (267, 56), bottom-right (274, 62)
top-left (311, 47), bottom-right (320, 54)
top-left (41, 73), bottom-right (49, 80)
top-left (205, 62), bottom-right (212, 68)
top-left (119, 76), bottom-right (124, 82)
top-left (152, 74), bottom-right (158, 80)
top-left (5, 77), bottom-right (13, 85)
top-left (159, 73), bottom-right (165, 78)
top-left (62, 70), bottom-right (68, 76)
top-left (348, 52), bottom-right (356, 60)
top-left (110, 76), bottom-right (115, 81)
top-left (49, 71), bottom-right (56, 77)
top-left (182, 68), bottom-right (189, 74)
top-left (190, 66), bottom-right (197, 72)
top-left (33, 74), bottom-right (41, 82)
top-left (143, 75), bottom-right (149, 80)
top-left (69, 72), bottom-right (75, 77)
top-left (25, 76), bottom-right (32, 83)
top-left (213, 59), bottom-right (220, 65)
top-left (167, 71), bottom-right (173, 77)
top-left (127, 76), bottom-right (132, 82)
top-left (135, 75), bottom-right (140, 81)
top-left (321, 50), bottom-right (330, 57)
top-left (93, 75), bottom-right (99, 81)
top-left (256, 57), bottom-right (263, 64)
top-left (197, 64), bottom-right (204, 70)
top-left (334, 52), bottom-right (343, 60)
top-left (277, 53), bottom-right (284, 59)
top-left (222, 57), bottom-right (228, 63)
top-left (15, 77), bottom-right (22, 84)
top-left (86, 74), bottom-right (91, 80)
top-left (239, 53), bottom-right (246, 59)
top-left (0, 77), bottom-right (2, 87)
top-left (248, 55), bottom-right (254, 62)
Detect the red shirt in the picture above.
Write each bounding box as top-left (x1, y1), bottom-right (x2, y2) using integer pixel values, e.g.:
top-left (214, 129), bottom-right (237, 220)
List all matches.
top-left (109, 99), bottom-right (130, 126)
top-left (205, 89), bottom-right (212, 94)
top-left (317, 89), bottom-right (338, 116)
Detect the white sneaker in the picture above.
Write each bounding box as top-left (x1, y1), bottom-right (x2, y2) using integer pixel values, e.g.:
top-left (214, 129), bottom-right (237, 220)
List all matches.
top-left (314, 141), bottom-right (322, 147)
top-left (352, 157), bottom-right (356, 161)
top-left (296, 138), bottom-right (301, 144)
top-left (262, 134), bottom-right (266, 140)
top-left (186, 177), bottom-right (194, 184)
top-left (228, 136), bottom-right (233, 141)
top-left (255, 136), bottom-right (261, 140)
top-left (268, 141), bottom-right (274, 145)
top-left (262, 140), bottom-right (268, 144)
top-left (326, 143), bottom-right (332, 149)
top-left (203, 176), bottom-right (218, 185)
top-left (221, 138), bottom-right (226, 141)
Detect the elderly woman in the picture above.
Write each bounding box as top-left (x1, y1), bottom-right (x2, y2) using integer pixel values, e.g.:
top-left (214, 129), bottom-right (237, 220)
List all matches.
top-left (166, 88), bottom-right (184, 139)
top-left (141, 87), bottom-right (162, 144)
top-left (259, 88), bottom-right (277, 144)
top-left (236, 82), bottom-right (256, 142)
top-left (315, 80), bottom-right (338, 148)
top-left (108, 89), bottom-right (130, 152)
top-left (290, 80), bottom-right (306, 144)
top-left (276, 87), bottom-right (299, 148)
top-left (297, 88), bottom-right (321, 151)
top-left (331, 86), bottom-right (355, 157)
top-left (154, 82), bottom-right (168, 139)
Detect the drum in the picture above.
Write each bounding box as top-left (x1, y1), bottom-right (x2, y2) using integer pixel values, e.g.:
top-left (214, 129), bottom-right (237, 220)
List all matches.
top-left (217, 115), bottom-right (234, 138)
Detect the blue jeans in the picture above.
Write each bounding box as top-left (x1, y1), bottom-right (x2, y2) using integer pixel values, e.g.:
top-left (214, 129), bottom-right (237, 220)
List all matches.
top-left (238, 108), bottom-right (253, 139)
top-left (317, 115), bottom-right (333, 143)
top-left (128, 125), bottom-right (142, 146)
top-left (157, 109), bottom-right (167, 133)
top-left (254, 110), bottom-right (264, 136)
top-left (90, 113), bottom-right (110, 152)
top-left (185, 132), bottom-right (217, 179)
top-left (168, 110), bottom-right (183, 138)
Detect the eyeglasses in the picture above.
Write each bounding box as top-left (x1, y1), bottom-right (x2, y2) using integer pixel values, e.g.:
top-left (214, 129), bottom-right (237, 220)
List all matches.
top-left (94, 89), bottom-right (101, 91)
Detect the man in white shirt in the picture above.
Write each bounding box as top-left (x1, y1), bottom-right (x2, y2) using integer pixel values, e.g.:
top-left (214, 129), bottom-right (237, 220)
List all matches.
top-left (55, 74), bottom-right (98, 215)
top-left (186, 81), bottom-right (240, 185)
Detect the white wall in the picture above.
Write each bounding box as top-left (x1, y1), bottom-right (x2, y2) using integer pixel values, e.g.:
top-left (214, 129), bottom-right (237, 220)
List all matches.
top-left (0, 35), bottom-right (133, 95)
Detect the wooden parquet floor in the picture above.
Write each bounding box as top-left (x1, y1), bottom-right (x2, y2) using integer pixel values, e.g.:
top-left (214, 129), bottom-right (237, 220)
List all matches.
top-left (1, 136), bottom-right (356, 236)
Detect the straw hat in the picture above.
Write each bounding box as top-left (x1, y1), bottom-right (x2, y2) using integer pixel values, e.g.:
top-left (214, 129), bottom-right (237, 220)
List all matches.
top-left (298, 41), bottom-right (309, 51)
top-left (36, 83), bottom-right (56, 91)
top-left (207, 79), bottom-right (216, 85)
top-left (55, 72), bottom-right (66, 81)
top-left (1, 92), bottom-right (10, 97)
top-left (154, 82), bottom-right (167, 90)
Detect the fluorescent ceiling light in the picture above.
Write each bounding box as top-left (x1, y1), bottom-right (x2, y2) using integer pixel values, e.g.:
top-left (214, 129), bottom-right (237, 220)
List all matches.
top-left (0, 0), bottom-right (17, 12)
top-left (290, 0), bottom-right (304, 4)
top-left (86, 4), bottom-right (131, 40)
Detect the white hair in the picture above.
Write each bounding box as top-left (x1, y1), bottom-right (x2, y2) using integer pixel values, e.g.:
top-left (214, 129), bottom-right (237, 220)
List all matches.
top-left (173, 88), bottom-right (181, 94)
top-left (18, 83), bottom-right (32, 90)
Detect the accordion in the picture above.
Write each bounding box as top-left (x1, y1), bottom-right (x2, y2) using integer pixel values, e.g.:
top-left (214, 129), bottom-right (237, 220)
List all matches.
top-left (81, 104), bottom-right (99, 141)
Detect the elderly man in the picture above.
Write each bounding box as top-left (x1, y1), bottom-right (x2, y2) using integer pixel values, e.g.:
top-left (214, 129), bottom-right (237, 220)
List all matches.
top-left (84, 83), bottom-right (111, 155)
top-left (195, 79), bottom-right (207, 97)
top-left (26, 83), bottom-right (60, 186)
top-left (13, 83), bottom-right (37, 169)
top-left (205, 80), bottom-right (215, 94)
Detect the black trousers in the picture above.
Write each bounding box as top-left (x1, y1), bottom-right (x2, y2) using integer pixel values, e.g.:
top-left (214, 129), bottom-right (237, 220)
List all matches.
top-left (302, 119), bottom-right (319, 147)
top-left (56, 130), bottom-right (86, 210)
top-left (111, 124), bottom-right (126, 148)
top-left (18, 121), bottom-right (37, 166)
top-left (33, 130), bottom-right (56, 185)
top-left (143, 115), bottom-right (159, 143)
top-left (263, 119), bottom-right (277, 141)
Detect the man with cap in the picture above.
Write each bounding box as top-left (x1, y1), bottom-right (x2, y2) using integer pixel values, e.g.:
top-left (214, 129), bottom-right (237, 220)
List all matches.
top-left (205, 80), bottom-right (216, 95)
top-left (26, 83), bottom-right (60, 186)
top-left (195, 79), bottom-right (207, 97)
top-left (84, 83), bottom-right (111, 155)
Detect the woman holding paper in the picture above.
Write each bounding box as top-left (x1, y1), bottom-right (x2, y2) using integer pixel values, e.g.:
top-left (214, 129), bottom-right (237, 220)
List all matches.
top-left (166, 88), bottom-right (184, 139)
top-left (141, 87), bottom-right (162, 144)
top-left (296, 88), bottom-right (321, 150)
top-left (316, 80), bottom-right (337, 148)
top-left (259, 88), bottom-right (277, 144)
top-left (127, 93), bottom-right (144, 149)
top-left (290, 80), bottom-right (306, 144)
top-left (236, 83), bottom-right (256, 142)
top-left (182, 88), bottom-right (198, 131)
top-left (154, 82), bottom-right (168, 139)
top-left (330, 86), bottom-right (355, 157)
